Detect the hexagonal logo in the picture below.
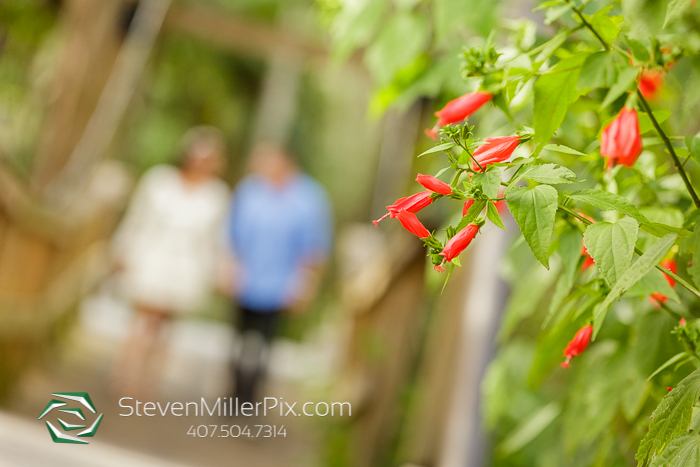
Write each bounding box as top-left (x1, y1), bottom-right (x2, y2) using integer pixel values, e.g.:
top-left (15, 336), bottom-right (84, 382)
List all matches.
top-left (37, 392), bottom-right (103, 444)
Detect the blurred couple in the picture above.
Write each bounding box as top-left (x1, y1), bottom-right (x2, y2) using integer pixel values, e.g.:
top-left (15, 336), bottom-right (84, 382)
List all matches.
top-left (111, 126), bottom-right (332, 403)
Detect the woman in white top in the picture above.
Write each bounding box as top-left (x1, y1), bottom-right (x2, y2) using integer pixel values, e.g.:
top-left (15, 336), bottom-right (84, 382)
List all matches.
top-left (111, 126), bottom-right (230, 397)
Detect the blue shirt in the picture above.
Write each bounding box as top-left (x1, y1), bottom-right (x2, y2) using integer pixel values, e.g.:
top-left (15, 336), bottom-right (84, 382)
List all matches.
top-left (226, 173), bottom-right (332, 311)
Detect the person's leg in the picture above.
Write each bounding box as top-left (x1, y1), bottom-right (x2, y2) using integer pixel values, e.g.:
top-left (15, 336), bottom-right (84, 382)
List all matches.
top-left (111, 304), bottom-right (172, 397)
top-left (233, 307), bottom-right (280, 403)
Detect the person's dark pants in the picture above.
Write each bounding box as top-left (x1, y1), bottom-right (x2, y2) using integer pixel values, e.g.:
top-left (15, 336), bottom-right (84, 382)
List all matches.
top-left (231, 305), bottom-right (281, 404)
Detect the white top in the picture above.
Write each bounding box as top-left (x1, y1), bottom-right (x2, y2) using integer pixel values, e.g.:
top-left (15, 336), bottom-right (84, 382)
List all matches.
top-left (113, 165), bottom-right (230, 313)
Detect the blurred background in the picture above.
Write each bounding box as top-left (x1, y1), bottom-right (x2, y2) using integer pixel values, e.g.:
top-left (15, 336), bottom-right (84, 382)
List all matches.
top-left (0, 0), bottom-right (523, 466)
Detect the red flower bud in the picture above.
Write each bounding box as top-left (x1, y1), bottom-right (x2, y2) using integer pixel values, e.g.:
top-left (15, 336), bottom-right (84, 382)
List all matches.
top-left (440, 224), bottom-right (480, 263)
top-left (680, 318), bottom-right (686, 326)
top-left (472, 136), bottom-right (521, 171)
top-left (373, 191), bottom-right (435, 226)
top-left (462, 199), bottom-right (475, 216)
top-left (638, 69), bottom-right (663, 99)
top-left (581, 238), bottom-right (595, 272)
top-left (416, 174), bottom-right (453, 195)
top-left (396, 210), bottom-right (431, 239)
top-left (426, 91), bottom-right (492, 139)
top-left (650, 259), bottom-right (677, 305)
top-left (601, 108), bottom-right (642, 168)
top-left (561, 324), bottom-right (593, 368)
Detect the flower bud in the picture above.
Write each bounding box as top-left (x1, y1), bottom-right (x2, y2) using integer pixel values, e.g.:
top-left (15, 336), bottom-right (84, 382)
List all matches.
top-left (601, 108), bottom-right (642, 168)
top-left (416, 174), bottom-right (452, 195)
top-left (425, 91), bottom-right (492, 139)
top-left (561, 324), bottom-right (593, 368)
top-left (471, 136), bottom-right (520, 171)
top-left (396, 210), bottom-right (431, 239)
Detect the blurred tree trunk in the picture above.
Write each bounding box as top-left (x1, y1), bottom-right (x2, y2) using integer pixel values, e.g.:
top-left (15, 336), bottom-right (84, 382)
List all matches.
top-left (31, 0), bottom-right (126, 190)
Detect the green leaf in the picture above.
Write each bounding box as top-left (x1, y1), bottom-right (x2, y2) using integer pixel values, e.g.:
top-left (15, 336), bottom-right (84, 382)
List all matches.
top-left (499, 402), bottom-right (561, 456)
top-left (625, 269), bottom-right (680, 303)
top-left (685, 134), bottom-right (700, 163)
top-left (646, 222), bottom-right (693, 238)
top-left (543, 143), bottom-right (587, 156)
top-left (650, 435), bottom-right (700, 466)
top-left (636, 367), bottom-right (700, 465)
top-left (522, 163), bottom-right (578, 184)
top-left (600, 65), bottom-right (638, 110)
top-left (473, 167), bottom-right (502, 199)
top-left (531, 29), bottom-right (569, 64)
top-left (664, 0), bottom-right (694, 28)
top-left (506, 185), bottom-right (559, 268)
top-left (456, 200), bottom-right (487, 231)
top-left (589, 10), bottom-right (622, 44)
top-left (577, 51), bottom-right (618, 91)
top-left (689, 224), bottom-right (700, 288)
top-left (593, 234), bottom-right (677, 338)
top-left (418, 141), bottom-right (456, 157)
top-left (638, 110), bottom-right (672, 135)
top-left (544, 229), bottom-right (583, 328)
top-left (625, 36), bottom-right (651, 63)
top-left (533, 53), bottom-right (589, 151)
top-left (487, 202), bottom-right (506, 230)
top-left (583, 218), bottom-right (639, 287)
top-left (567, 189), bottom-right (653, 228)
top-left (647, 352), bottom-right (689, 382)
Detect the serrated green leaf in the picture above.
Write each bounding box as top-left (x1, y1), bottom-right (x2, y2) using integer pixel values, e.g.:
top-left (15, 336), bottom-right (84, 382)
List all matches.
top-left (578, 51), bottom-right (619, 91)
top-left (567, 189), bottom-right (653, 228)
top-left (418, 141), bottom-right (456, 157)
top-left (664, 0), bottom-right (694, 28)
top-left (473, 167), bottom-right (502, 199)
top-left (600, 65), bottom-right (638, 110)
top-left (523, 163), bottom-right (578, 184)
top-left (593, 234), bottom-right (677, 338)
top-left (650, 435), bottom-right (700, 466)
top-left (543, 144), bottom-right (587, 156)
top-left (583, 218), bottom-right (638, 287)
top-left (533, 53), bottom-right (589, 151)
top-left (487, 202), bottom-right (506, 230)
top-left (637, 367), bottom-right (700, 465)
top-left (507, 185), bottom-right (559, 268)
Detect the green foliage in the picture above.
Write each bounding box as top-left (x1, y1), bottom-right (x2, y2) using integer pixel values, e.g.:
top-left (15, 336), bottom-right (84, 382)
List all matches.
top-left (583, 218), bottom-right (638, 287)
top-left (506, 185), bottom-right (559, 268)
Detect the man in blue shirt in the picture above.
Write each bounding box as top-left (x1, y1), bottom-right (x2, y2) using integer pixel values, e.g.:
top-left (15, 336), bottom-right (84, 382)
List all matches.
top-left (225, 142), bottom-right (332, 402)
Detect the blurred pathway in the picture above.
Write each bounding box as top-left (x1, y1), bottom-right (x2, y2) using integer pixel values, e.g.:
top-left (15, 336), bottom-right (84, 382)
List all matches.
top-left (3, 288), bottom-right (335, 467)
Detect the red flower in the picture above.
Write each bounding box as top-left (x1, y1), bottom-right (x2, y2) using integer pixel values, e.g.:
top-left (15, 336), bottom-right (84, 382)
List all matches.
top-left (462, 199), bottom-right (475, 216)
top-left (638, 69), bottom-right (663, 99)
top-left (680, 317), bottom-right (686, 326)
top-left (440, 224), bottom-right (480, 262)
top-left (581, 236), bottom-right (596, 272)
top-left (561, 325), bottom-right (593, 368)
top-left (471, 136), bottom-right (520, 171)
top-left (396, 210), bottom-right (431, 239)
top-left (601, 108), bottom-right (642, 168)
top-left (650, 259), bottom-right (677, 304)
top-left (373, 191), bottom-right (434, 226)
top-left (426, 91), bottom-right (492, 139)
top-left (416, 174), bottom-right (452, 195)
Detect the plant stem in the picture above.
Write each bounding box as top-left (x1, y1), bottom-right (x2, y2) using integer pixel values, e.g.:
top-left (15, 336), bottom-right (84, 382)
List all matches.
top-left (567, 1), bottom-right (700, 208)
top-left (636, 90), bottom-right (700, 208)
top-left (558, 204), bottom-right (700, 299)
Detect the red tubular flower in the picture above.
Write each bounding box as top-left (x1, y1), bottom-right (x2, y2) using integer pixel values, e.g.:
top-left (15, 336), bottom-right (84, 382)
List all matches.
top-left (601, 108), bottom-right (642, 168)
top-left (440, 224), bottom-right (480, 262)
top-left (426, 91), bottom-right (492, 139)
top-left (638, 69), bottom-right (663, 99)
top-left (561, 325), bottom-right (593, 368)
top-left (581, 236), bottom-right (595, 272)
top-left (471, 136), bottom-right (521, 171)
top-left (650, 259), bottom-right (677, 304)
top-left (373, 191), bottom-right (435, 226)
top-left (396, 210), bottom-right (431, 239)
top-left (416, 174), bottom-right (452, 195)
top-left (462, 199), bottom-right (475, 216)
